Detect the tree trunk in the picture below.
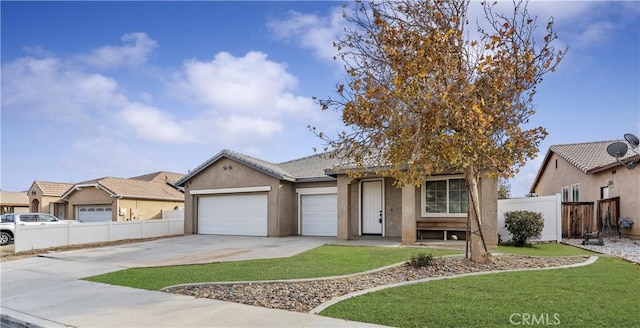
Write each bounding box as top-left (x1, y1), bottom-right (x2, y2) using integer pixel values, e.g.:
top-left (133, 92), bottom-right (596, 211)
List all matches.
top-left (464, 166), bottom-right (490, 263)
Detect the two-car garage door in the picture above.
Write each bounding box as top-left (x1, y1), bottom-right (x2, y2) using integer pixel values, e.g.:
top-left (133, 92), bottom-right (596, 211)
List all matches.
top-left (197, 194), bottom-right (268, 236)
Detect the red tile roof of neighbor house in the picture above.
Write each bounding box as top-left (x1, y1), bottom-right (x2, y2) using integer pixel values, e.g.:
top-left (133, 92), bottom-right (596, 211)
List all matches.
top-left (0, 191), bottom-right (29, 206)
top-left (33, 181), bottom-right (75, 196)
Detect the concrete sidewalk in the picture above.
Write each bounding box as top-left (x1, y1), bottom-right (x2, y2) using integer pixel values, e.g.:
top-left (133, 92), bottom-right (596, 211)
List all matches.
top-left (1, 235), bottom-right (393, 327)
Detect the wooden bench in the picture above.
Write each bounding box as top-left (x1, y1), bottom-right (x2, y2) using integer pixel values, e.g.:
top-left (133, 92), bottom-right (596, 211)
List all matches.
top-left (417, 221), bottom-right (467, 240)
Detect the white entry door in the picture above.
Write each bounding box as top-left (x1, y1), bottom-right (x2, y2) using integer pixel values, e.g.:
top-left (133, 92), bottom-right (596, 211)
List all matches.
top-left (361, 181), bottom-right (383, 235)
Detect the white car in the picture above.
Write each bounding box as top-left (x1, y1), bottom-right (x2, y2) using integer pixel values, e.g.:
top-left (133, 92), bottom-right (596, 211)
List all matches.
top-left (0, 213), bottom-right (66, 246)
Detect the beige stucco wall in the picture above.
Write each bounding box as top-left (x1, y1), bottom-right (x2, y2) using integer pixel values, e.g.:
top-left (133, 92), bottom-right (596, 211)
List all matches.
top-left (182, 157), bottom-right (294, 236)
top-left (27, 185), bottom-right (62, 214)
top-left (336, 173), bottom-right (498, 248)
top-left (534, 154), bottom-right (640, 238)
top-left (118, 198), bottom-right (184, 221)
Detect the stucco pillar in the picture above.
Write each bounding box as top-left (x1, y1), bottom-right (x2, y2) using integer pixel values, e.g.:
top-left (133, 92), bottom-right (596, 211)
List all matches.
top-left (337, 175), bottom-right (352, 240)
top-left (401, 184), bottom-right (417, 244)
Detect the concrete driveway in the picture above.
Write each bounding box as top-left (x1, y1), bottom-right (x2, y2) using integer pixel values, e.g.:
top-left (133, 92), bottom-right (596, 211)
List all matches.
top-left (1, 235), bottom-right (392, 327)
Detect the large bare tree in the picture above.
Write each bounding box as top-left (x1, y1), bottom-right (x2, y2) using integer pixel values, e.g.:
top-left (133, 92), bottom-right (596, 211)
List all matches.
top-left (312, 0), bottom-right (565, 262)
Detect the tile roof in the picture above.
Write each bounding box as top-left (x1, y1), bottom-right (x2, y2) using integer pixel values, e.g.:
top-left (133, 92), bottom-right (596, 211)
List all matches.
top-left (550, 140), bottom-right (638, 173)
top-left (176, 149), bottom-right (341, 186)
top-left (33, 181), bottom-right (74, 196)
top-left (278, 152), bottom-right (342, 181)
top-left (529, 139), bottom-right (640, 193)
top-left (129, 171), bottom-right (184, 184)
top-left (65, 176), bottom-right (184, 201)
top-left (0, 191), bottom-right (29, 206)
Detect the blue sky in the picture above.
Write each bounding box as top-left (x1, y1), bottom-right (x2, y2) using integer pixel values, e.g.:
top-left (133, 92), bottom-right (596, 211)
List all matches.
top-left (1, 1), bottom-right (639, 198)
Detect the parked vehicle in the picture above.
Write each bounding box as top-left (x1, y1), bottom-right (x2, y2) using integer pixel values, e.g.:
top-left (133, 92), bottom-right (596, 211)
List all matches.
top-left (0, 213), bottom-right (66, 246)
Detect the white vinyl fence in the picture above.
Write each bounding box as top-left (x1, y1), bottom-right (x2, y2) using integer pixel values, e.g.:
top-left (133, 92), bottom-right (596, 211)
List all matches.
top-left (497, 194), bottom-right (562, 243)
top-left (13, 218), bottom-right (184, 252)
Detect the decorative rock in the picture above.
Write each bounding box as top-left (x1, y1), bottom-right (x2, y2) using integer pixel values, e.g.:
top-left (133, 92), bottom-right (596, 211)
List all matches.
top-left (164, 254), bottom-right (589, 313)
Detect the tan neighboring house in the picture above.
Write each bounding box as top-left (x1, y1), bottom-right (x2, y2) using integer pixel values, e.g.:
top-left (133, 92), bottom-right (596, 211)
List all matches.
top-left (1, 191), bottom-right (30, 214)
top-left (27, 181), bottom-right (74, 219)
top-left (530, 140), bottom-right (640, 239)
top-left (176, 149), bottom-right (498, 248)
top-left (60, 172), bottom-right (184, 222)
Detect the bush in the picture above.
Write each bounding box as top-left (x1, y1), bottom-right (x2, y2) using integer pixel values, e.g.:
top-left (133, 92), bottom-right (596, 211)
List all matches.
top-left (409, 252), bottom-right (434, 268)
top-left (504, 210), bottom-right (544, 247)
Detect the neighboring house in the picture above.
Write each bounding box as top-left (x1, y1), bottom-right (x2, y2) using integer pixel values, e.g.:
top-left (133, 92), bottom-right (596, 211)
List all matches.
top-left (0, 191), bottom-right (30, 214)
top-left (61, 172), bottom-right (184, 222)
top-left (27, 181), bottom-right (74, 219)
top-left (176, 149), bottom-right (498, 247)
top-left (530, 140), bottom-right (640, 239)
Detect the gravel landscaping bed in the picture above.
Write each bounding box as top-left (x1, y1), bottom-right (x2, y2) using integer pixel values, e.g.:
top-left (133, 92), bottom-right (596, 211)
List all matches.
top-left (164, 254), bottom-right (589, 313)
top-left (563, 237), bottom-right (640, 264)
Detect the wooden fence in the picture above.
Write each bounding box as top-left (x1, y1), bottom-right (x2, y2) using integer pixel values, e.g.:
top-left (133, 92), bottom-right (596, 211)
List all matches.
top-left (561, 202), bottom-right (595, 238)
top-left (597, 197), bottom-right (620, 237)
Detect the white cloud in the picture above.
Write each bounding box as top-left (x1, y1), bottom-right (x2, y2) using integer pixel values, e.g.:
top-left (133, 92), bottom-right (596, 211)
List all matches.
top-left (77, 32), bottom-right (157, 69)
top-left (117, 103), bottom-right (194, 144)
top-left (1, 56), bottom-right (126, 121)
top-left (171, 51), bottom-right (317, 142)
top-left (268, 7), bottom-right (345, 63)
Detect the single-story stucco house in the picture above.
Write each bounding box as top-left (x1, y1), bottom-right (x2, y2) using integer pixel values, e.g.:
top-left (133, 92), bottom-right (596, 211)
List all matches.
top-left (0, 191), bottom-right (30, 214)
top-left (60, 171), bottom-right (184, 222)
top-left (176, 149), bottom-right (498, 247)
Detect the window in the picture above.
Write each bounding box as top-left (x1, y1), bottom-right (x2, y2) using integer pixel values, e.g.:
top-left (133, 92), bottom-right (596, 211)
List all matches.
top-left (422, 176), bottom-right (468, 217)
top-left (561, 186), bottom-right (570, 202)
top-left (1, 214), bottom-right (15, 223)
top-left (37, 214), bottom-right (57, 222)
top-left (562, 184), bottom-right (580, 202)
top-left (571, 184), bottom-right (579, 202)
top-left (20, 214), bottom-right (37, 222)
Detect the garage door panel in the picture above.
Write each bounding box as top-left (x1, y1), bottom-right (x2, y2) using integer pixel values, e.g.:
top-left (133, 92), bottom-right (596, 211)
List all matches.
top-left (198, 194), bottom-right (268, 236)
top-left (301, 194), bottom-right (337, 236)
top-left (78, 205), bottom-right (112, 222)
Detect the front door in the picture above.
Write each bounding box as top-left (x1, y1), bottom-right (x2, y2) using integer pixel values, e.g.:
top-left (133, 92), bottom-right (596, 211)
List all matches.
top-left (361, 180), bottom-right (383, 235)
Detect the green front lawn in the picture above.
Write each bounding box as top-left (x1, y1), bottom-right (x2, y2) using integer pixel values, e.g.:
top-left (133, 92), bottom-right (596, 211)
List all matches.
top-left (320, 256), bottom-right (640, 327)
top-left (497, 243), bottom-right (597, 256)
top-left (85, 244), bottom-right (461, 290)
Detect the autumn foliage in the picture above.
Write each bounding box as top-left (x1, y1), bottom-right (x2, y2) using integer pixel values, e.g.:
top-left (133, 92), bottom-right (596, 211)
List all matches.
top-left (313, 0), bottom-right (565, 262)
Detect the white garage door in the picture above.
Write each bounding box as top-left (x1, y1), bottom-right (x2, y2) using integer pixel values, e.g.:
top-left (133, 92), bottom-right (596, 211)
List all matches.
top-left (301, 194), bottom-right (337, 236)
top-left (197, 194), bottom-right (268, 236)
top-left (78, 205), bottom-right (112, 222)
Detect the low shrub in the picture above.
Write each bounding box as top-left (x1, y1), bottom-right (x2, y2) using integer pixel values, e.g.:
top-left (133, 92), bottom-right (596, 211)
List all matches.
top-left (504, 210), bottom-right (544, 247)
top-left (408, 252), bottom-right (434, 268)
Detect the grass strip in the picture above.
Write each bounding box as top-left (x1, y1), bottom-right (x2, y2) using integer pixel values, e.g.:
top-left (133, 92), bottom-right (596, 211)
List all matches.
top-left (84, 244), bottom-right (461, 290)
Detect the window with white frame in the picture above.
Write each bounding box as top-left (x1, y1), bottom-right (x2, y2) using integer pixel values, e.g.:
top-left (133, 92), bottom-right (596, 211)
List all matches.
top-left (571, 183), bottom-right (579, 202)
top-left (422, 176), bottom-right (468, 217)
top-left (561, 186), bottom-right (570, 202)
top-left (561, 184), bottom-right (579, 202)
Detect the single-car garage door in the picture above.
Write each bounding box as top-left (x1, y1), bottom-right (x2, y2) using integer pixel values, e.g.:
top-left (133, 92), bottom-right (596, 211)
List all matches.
top-left (197, 194), bottom-right (268, 236)
top-left (78, 205), bottom-right (112, 222)
top-left (301, 194), bottom-right (337, 236)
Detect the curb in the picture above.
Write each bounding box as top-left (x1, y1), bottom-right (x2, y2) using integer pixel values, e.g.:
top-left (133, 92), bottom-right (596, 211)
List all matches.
top-left (308, 255), bottom-right (599, 314)
top-left (0, 307), bottom-right (69, 328)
